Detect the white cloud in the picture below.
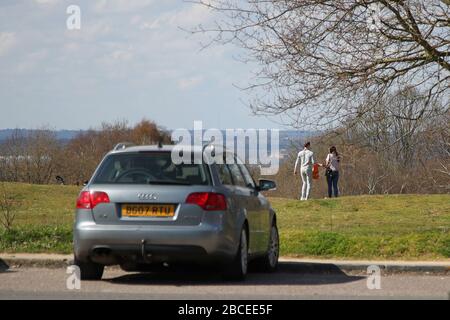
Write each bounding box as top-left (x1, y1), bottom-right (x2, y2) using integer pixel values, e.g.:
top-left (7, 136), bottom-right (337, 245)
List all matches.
top-left (178, 76), bottom-right (204, 90)
top-left (33, 0), bottom-right (59, 4)
top-left (94, 0), bottom-right (155, 13)
top-left (100, 47), bottom-right (134, 64)
top-left (140, 4), bottom-right (212, 30)
top-left (0, 1), bottom-right (269, 130)
top-left (63, 42), bottom-right (81, 53)
top-left (0, 32), bottom-right (17, 57)
top-left (16, 50), bottom-right (48, 73)
top-left (134, 4), bottom-right (219, 57)
top-left (65, 21), bottom-right (112, 41)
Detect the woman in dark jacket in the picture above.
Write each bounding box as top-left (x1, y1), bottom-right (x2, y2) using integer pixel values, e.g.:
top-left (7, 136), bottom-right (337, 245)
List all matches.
top-left (324, 146), bottom-right (341, 198)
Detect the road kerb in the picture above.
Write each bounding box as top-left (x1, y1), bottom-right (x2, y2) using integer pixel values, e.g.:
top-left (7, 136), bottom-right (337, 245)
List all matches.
top-left (278, 258), bottom-right (450, 274)
top-left (1, 254), bottom-right (449, 274)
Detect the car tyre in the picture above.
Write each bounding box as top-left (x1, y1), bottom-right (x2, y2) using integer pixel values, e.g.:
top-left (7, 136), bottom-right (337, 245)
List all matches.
top-left (253, 223), bottom-right (279, 272)
top-left (74, 257), bottom-right (104, 281)
top-left (223, 228), bottom-right (248, 281)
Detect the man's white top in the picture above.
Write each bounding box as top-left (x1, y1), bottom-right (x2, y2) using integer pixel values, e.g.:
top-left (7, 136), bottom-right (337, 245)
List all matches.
top-left (326, 153), bottom-right (340, 172)
top-left (295, 149), bottom-right (315, 172)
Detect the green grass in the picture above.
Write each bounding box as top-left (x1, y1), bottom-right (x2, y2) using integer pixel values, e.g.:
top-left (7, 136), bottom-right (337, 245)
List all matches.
top-left (0, 225), bottom-right (72, 253)
top-left (0, 183), bottom-right (79, 253)
top-left (271, 195), bottom-right (450, 260)
top-left (0, 183), bottom-right (449, 260)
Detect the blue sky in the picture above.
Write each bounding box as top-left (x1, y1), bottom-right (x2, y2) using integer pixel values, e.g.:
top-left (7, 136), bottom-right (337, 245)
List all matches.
top-left (0, 0), bottom-right (281, 130)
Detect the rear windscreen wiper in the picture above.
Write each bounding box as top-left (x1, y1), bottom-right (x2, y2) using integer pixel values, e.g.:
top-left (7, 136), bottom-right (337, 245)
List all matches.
top-left (147, 180), bottom-right (192, 186)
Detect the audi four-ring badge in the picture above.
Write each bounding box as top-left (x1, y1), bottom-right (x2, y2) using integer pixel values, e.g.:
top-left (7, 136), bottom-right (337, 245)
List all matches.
top-left (73, 143), bottom-right (279, 281)
top-left (137, 193), bottom-right (157, 200)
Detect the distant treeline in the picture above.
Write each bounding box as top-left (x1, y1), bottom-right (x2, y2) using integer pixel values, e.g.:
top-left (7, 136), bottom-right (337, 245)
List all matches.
top-left (0, 119), bottom-right (171, 185)
top-left (1, 103), bottom-right (449, 196)
top-left (263, 91), bottom-right (450, 197)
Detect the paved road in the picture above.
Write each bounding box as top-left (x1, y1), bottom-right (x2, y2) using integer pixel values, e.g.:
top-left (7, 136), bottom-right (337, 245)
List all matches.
top-left (0, 266), bottom-right (449, 299)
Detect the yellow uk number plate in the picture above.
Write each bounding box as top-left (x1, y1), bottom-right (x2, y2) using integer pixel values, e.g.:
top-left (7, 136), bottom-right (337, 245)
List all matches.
top-left (122, 204), bottom-right (176, 217)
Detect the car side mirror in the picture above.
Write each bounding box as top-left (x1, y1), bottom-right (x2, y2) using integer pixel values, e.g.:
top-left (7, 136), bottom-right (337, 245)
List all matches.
top-left (257, 179), bottom-right (276, 192)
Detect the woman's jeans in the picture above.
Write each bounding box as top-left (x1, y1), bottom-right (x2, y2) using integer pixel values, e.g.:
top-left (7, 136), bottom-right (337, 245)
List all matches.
top-left (327, 170), bottom-right (339, 197)
top-left (300, 167), bottom-right (312, 200)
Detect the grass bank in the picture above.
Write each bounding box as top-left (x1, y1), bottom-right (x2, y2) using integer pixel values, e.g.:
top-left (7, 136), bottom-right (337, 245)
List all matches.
top-left (271, 195), bottom-right (450, 260)
top-left (0, 183), bottom-right (449, 260)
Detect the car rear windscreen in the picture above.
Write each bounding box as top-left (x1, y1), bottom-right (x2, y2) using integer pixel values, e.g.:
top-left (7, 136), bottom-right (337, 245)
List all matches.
top-left (92, 152), bottom-right (211, 185)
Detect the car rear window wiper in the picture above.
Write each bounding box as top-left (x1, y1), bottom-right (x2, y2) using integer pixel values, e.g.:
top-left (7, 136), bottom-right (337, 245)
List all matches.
top-left (147, 180), bottom-right (192, 186)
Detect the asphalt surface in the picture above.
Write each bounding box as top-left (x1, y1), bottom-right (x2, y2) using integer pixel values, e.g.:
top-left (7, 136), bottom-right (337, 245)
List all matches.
top-left (0, 266), bottom-right (449, 300)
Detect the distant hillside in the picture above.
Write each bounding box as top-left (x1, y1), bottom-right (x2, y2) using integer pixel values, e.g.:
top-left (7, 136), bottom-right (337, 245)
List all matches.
top-left (0, 128), bottom-right (318, 154)
top-left (0, 129), bottom-right (84, 143)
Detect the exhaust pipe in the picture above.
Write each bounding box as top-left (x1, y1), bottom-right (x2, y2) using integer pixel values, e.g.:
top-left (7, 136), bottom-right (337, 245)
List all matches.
top-left (91, 247), bottom-right (115, 265)
top-left (141, 239), bottom-right (152, 263)
top-left (92, 247), bottom-right (111, 256)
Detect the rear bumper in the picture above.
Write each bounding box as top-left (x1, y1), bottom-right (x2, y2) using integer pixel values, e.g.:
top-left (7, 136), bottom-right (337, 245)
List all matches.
top-left (74, 221), bottom-right (236, 265)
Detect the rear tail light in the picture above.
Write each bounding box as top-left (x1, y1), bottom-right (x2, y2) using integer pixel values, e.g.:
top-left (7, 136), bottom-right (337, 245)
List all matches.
top-left (186, 192), bottom-right (227, 211)
top-left (76, 191), bottom-right (110, 209)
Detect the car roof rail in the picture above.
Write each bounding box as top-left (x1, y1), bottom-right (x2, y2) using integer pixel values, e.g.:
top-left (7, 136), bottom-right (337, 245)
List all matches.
top-left (113, 142), bottom-right (135, 151)
top-left (202, 141), bottom-right (227, 157)
top-left (202, 140), bottom-right (212, 151)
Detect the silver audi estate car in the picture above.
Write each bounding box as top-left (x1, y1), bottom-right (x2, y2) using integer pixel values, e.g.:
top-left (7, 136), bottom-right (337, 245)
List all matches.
top-left (73, 143), bottom-right (279, 281)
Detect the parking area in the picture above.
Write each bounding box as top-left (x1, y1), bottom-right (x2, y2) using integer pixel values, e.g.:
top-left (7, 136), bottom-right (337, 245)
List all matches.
top-left (0, 265), bottom-right (448, 300)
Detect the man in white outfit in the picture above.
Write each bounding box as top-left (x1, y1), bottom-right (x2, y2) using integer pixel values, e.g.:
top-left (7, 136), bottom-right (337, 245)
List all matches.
top-left (293, 142), bottom-right (315, 200)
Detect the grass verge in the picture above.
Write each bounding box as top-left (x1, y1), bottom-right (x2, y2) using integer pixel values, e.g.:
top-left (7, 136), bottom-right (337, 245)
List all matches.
top-left (0, 183), bottom-right (449, 260)
top-left (272, 195), bottom-right (450, 260)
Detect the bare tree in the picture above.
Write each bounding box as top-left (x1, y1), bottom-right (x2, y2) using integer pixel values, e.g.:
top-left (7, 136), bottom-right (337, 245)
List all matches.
top-left (0, 183), bottom-right (21, 231)
top-left (424, 110), bottom-right (450, 186)
top-left (193, 0), bottom-right (449, 128)
top-left (0, 129), bottom-right (60, 184)
top-left (131, 119), bottom-right (171, 145)
top-left (0, 129), bottom-right (26, 182)
top-left (61, 119), bottom-right (172, 184)
top-left (347, 87), bottom-right (443, 164)
top-left (24, 130), bottom-right (61, 184)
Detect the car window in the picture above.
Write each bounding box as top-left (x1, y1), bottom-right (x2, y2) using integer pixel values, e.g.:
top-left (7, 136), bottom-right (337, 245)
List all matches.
top-left (92, 152), bottom-right (211, 185)
top-left (238, 163), bottom-right (256, 189)
top-left (217, 163), bottom-right (233, 186)
top-left (227, 163), bottom-right (247, 188)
